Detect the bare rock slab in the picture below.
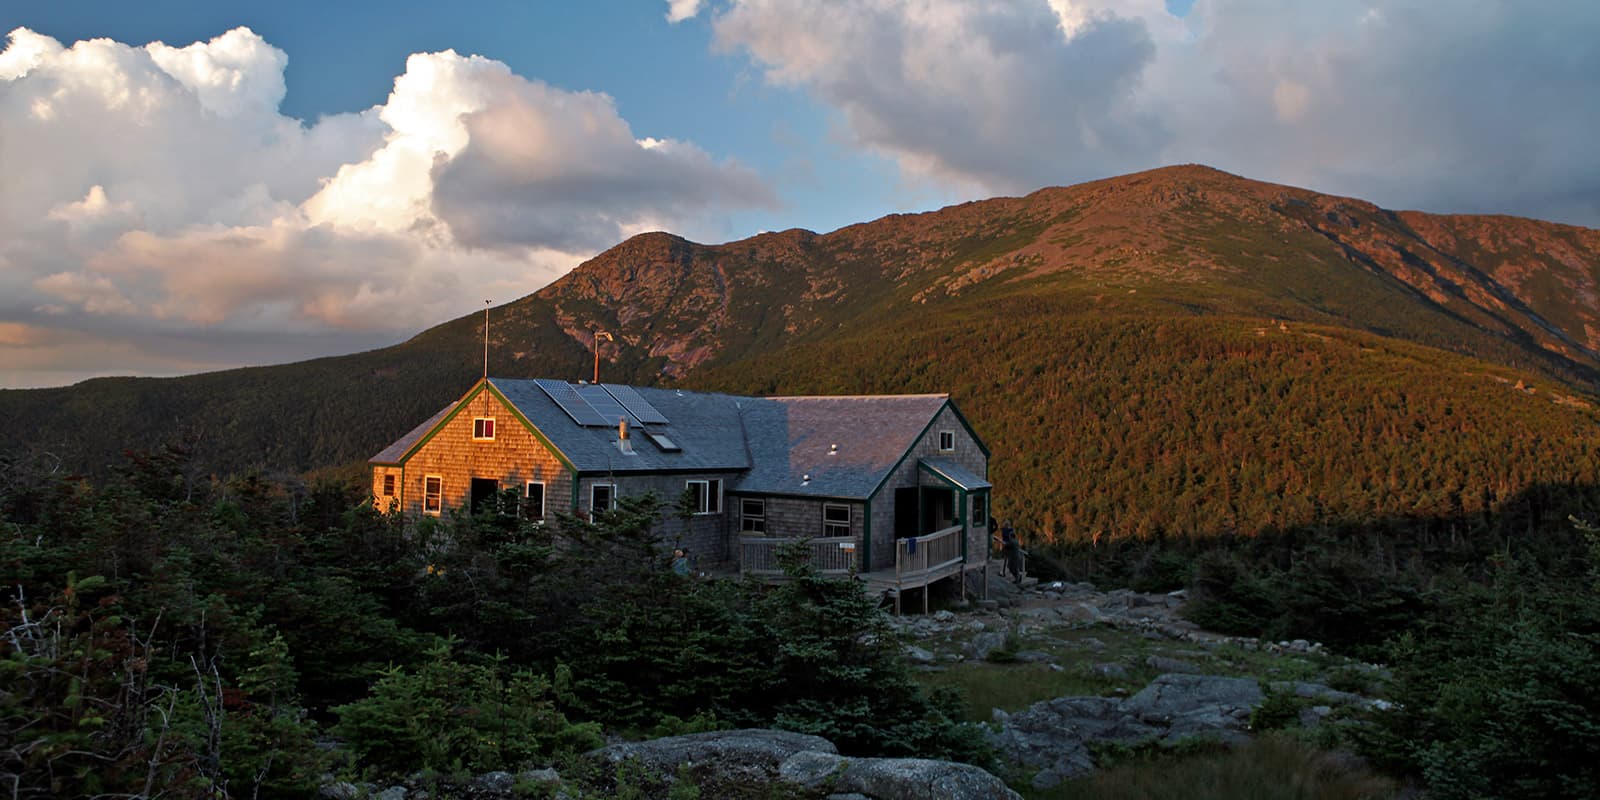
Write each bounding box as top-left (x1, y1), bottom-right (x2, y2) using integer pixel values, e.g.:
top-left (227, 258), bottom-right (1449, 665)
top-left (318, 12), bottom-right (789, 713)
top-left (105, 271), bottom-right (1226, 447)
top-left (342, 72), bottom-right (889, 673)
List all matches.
top-left (780, 751), bottom-right (1021, 800)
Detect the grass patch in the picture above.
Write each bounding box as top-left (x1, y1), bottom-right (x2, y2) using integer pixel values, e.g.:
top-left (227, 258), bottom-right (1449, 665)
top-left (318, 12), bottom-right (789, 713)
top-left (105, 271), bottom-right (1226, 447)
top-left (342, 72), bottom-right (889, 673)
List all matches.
top-left (1025, 733), bottom-right (1395, 800)
top-left (915, 661), bottom-right (1154, 723)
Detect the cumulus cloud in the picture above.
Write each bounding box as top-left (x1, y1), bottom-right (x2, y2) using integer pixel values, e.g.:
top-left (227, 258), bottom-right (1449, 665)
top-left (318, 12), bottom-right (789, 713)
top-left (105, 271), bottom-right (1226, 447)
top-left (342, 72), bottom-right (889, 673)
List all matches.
top-left (666, 0), bottom-right (706, 23)
top-left (708, 0), bottom-right (1600, 226)
top-left (0, 27), bottom-right (774, 387)
top-left (431, 76), bottom-right (775, 251)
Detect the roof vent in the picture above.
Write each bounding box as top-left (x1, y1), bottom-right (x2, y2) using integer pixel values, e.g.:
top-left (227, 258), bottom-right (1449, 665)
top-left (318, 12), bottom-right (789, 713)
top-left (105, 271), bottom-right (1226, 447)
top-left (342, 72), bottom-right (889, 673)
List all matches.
top-left (802, 473), bottom-right (811, 485)
top-left (828, 443), bottom-right (838, 455)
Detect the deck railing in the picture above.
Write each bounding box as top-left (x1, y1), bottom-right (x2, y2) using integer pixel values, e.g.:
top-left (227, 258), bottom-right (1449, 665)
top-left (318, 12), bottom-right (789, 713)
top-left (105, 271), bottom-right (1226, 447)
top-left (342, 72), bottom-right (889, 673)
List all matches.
top-left (895, 524), bottom-right (964, 579)
top-left (740, 535), bottom-right (858, 576)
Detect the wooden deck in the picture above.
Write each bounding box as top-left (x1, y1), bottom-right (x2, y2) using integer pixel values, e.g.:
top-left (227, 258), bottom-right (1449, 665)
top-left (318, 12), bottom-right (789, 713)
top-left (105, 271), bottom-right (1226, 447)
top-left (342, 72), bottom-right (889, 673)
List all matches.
top-left (865, 525), bottom-right (970, 614)
top-left (740, 524), bottom-right (992, 614)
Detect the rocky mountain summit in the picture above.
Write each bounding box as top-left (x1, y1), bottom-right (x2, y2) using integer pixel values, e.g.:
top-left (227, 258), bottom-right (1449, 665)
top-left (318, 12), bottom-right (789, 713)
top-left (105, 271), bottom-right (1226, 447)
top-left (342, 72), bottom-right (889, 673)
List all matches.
top-left (539, 164), bottom-right (1600, 383)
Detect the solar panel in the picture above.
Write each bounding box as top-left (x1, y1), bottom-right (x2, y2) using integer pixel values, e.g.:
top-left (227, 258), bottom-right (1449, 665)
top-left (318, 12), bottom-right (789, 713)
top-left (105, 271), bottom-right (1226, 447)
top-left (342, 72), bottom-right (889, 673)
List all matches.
top-left (600, 384), bottom-right (670, 425)
top-left (534, 379), bottom-right (609, 426)
top-left (574, 384), bottom-right (638, 428)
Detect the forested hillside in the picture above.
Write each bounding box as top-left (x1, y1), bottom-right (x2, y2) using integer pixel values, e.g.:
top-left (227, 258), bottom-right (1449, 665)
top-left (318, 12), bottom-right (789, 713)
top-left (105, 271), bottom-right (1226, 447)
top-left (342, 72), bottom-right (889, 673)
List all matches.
top-left (693, 295), bottom-right (1600, 546)
top-left (2, 165), bottom-right (1597, 542)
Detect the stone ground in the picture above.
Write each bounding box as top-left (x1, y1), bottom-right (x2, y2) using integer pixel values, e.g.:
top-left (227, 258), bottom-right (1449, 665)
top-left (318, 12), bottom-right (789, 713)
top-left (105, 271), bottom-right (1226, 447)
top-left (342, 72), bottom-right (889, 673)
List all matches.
top-left (889, 563), bottom-right (1392, 789)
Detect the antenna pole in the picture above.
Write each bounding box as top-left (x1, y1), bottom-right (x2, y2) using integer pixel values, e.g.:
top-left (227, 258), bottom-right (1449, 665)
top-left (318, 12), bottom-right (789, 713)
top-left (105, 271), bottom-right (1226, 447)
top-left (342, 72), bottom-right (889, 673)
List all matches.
top-left (593, 330), bottom-right (613, 383)
top-left (483, 300), bottom-right (491, 379)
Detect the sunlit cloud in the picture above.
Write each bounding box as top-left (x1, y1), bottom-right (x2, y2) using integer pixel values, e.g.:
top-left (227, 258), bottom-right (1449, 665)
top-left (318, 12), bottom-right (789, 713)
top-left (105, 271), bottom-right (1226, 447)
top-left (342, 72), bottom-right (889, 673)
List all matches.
top-left (0, 26), bottom-right (775, 387)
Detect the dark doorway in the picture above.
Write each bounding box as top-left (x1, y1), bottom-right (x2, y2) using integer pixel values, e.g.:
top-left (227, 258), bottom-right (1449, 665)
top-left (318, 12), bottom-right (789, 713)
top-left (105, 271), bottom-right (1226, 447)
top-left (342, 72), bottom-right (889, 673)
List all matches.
top-left (921, 488), bottom-right (955, 533)
top-left (470, 478), bottom-right (500, 515)
top-left (895, 488), bottom-right (919, 539)
top-left (897, 486), bottom-right (957, 537)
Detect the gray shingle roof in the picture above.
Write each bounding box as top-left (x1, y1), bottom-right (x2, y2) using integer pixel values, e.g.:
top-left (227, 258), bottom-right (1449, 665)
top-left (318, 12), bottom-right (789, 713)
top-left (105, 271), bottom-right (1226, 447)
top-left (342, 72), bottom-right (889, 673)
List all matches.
top-left (371, 380), bottom-right (957, 498)
top-left (491, 379), bottom-right (753, 473)
top-left (735, 394), bottom-right (950, 499)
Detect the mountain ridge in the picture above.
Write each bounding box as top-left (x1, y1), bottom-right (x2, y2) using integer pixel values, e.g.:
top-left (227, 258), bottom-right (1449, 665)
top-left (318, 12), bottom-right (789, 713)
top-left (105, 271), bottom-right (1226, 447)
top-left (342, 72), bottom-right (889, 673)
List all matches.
top-left (2, 164), bottom-right (1598, 546)
top-left (518, 164), bottom-right (1600, 383)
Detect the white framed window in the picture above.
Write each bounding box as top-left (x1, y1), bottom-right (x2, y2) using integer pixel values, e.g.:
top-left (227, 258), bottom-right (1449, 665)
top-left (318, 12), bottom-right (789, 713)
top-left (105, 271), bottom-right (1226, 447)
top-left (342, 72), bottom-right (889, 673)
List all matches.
top-left (524, 481), bottom-right (545, 521)
top-left (381, 474), bottom-right (396, 498)
top-left (423, 475), bottom-right (443, 515)
top-left (685, 479), bottom-right (722, 514)
top-left (472, 417), bottom-right (496, 440)
top-left (938, 430), bottom-right (955, 451)
top-left (589, 483), bottom-right (615, 521)
top-left (971, 493), bottom-right (988, 528)
top-left (823, 503), bottom-right (851, 538)
top-left (740, 498), bottom-right (766, 533)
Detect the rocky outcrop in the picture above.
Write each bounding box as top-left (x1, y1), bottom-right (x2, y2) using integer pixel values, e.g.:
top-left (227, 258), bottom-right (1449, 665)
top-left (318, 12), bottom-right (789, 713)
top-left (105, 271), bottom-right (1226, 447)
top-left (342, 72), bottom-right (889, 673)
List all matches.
top-left (588, 728), bottom-right (1019, 800)
top-left (588, 728), bottom-right (836, 787)
top-left (779, 751), bottom-right (1021, 800)
top-left (319, 728), bottom-right (1019, 799)
top-left (989, 673), bottom-right (1266, 790)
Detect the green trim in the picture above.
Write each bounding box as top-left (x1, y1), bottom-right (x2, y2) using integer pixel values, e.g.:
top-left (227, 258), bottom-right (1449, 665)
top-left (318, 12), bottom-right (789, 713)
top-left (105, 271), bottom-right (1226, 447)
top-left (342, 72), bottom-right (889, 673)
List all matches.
top-left (969, 489), bottom-right (991, 526)
top-left (866, 399), bottom-right (947, 505)
top-left (943, 399), bottom-right (992, 458)
top-left (862, 500), bottom-right (872, 571)
top-left (865, 397), bottom-right (991, 503)
top-left (395, 378), bottom-right (580, 473)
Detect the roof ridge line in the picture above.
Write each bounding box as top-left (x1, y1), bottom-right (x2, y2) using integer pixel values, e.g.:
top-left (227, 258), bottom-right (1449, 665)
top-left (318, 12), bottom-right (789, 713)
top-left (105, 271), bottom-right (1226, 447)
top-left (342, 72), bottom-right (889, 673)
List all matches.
top-left (768, 393), bottom-right (950, 400)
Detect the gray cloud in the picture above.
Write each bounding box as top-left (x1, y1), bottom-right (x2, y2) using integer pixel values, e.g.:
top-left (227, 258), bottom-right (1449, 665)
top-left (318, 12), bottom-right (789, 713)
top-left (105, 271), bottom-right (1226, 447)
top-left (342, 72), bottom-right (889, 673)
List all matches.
top-left (710, 0), bottom-right (1600, 226)
top-left (714, 0), bottom-right (1167, 193)
top-left (430, 80), bottom-right (777, 253)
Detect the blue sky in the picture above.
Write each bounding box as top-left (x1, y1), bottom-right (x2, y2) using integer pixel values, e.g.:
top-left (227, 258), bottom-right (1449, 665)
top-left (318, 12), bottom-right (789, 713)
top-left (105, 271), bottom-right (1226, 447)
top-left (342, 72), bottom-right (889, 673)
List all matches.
top-left (1, 1), bottom-right (1596, 388)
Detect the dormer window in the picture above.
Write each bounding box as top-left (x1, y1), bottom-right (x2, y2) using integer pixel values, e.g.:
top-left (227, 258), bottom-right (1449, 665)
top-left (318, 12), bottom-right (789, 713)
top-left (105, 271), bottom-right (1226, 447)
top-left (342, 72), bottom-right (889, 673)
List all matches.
top-left (473, 418), bottom-right (495, 440)
top-left (938, 430), bottom-right (955, 451)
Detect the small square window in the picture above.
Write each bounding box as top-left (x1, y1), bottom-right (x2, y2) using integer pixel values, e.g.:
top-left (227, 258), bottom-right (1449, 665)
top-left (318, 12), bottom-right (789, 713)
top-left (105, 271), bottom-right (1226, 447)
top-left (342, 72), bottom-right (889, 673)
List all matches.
top-left (423, 476), bottom-right (443, 515)
top-left (473, 418), bottom-right (495, 440)
top-left (938, 430), bottom-right (955, 451)
top-left (741, 498), bottom-right (765, 533)
top-left (382, 474), bottom-right (396, 498)
top-left (823, 503), bottom-right (851, 538)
